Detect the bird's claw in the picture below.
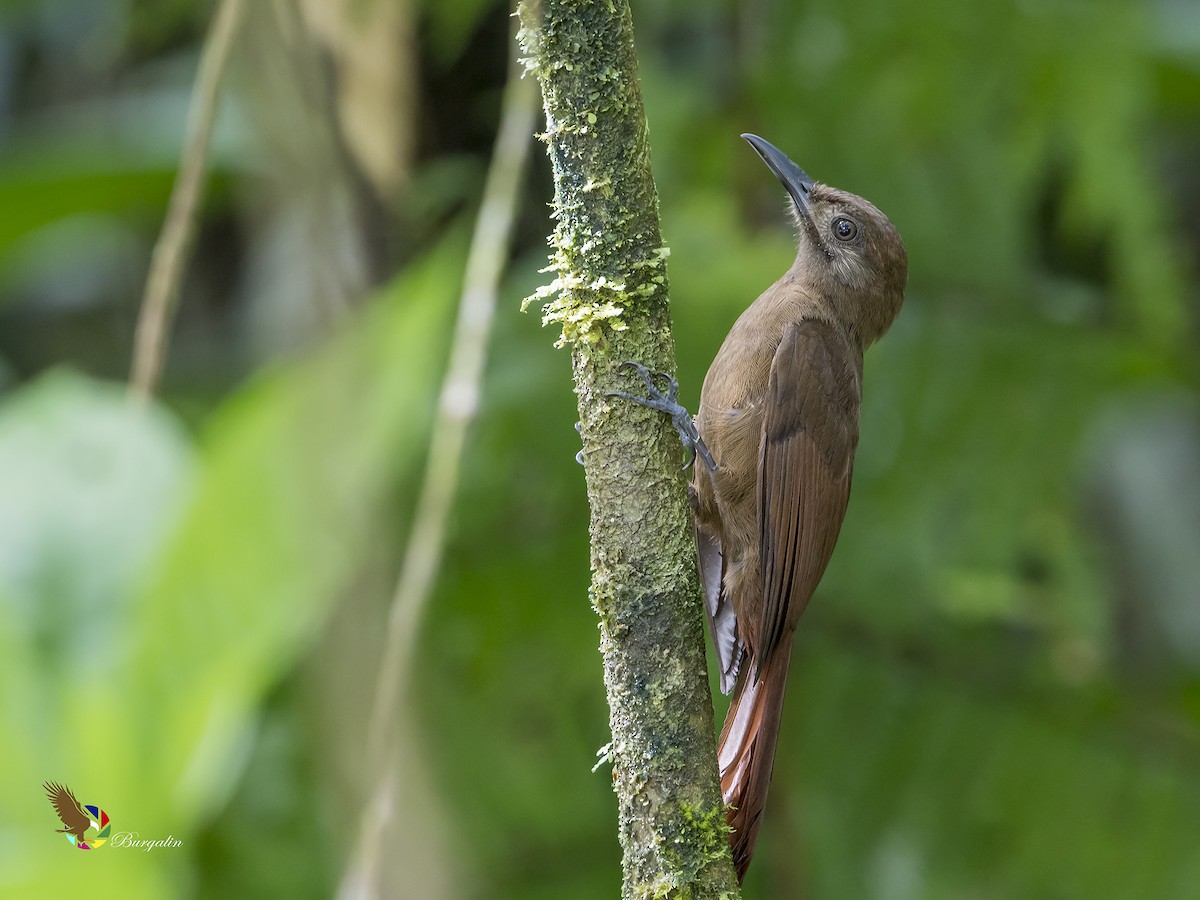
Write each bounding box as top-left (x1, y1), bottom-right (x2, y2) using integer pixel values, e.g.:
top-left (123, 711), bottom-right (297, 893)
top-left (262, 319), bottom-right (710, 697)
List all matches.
top-left (607, 362), bottom-right (717, 471)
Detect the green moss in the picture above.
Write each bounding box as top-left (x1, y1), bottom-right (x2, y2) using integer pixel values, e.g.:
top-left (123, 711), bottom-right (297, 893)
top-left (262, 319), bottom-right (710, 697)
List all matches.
top-left (674, 802), bottom-right (735, 869)
top-left (634, 801), bottom-right (734, 900)
top-left (522, 245), bottom-right (670, 346)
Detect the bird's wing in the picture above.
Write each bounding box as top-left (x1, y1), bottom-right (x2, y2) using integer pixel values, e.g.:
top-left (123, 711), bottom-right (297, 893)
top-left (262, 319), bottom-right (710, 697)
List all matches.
top-left (44, 781), bottom-right (91, 834)
top-left (755, 318), bottom-right (860, 670)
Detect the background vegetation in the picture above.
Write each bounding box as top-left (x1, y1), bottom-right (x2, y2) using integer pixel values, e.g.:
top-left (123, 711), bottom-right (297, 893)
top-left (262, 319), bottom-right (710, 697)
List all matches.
top-left (1, 0), bottom-right (1198, 897)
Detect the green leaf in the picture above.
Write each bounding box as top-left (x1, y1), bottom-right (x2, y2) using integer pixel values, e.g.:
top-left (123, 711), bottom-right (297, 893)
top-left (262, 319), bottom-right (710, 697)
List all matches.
top-left (0, 230), bottom-right (463, 900)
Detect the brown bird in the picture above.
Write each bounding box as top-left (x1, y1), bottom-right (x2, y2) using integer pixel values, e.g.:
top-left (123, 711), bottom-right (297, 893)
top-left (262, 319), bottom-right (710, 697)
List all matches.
top-left (43, 780), bottom-right (91, 842)
top-left (613, 133), bottom-right (906, 880)
top-left (702, 135), bottom-right (906, 878)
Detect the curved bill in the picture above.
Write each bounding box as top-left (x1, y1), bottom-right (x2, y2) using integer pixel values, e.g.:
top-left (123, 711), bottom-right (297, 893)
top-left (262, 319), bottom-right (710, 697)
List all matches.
top-left (741, 133), bottom-right (815, 216)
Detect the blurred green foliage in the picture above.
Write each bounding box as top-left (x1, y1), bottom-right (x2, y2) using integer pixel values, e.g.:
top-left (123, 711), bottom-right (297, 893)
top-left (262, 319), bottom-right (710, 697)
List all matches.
top-left (0, 0), bottom-right (1198, 898)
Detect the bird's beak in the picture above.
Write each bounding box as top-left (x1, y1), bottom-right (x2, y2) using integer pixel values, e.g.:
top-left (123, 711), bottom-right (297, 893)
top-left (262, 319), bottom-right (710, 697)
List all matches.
top-left (741, 133), bottom-right (814, 217)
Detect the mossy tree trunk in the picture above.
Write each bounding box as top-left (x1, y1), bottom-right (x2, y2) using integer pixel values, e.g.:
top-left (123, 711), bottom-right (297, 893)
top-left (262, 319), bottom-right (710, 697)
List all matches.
top-left (517, 2), bottom-right (741, 897)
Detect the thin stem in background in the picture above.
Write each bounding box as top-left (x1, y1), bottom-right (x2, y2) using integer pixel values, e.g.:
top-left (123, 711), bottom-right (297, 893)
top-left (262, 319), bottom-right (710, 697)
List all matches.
top-left (130, 0), bottom-right (246, 401)
top-left (336, 55), bottom-right (537, 900)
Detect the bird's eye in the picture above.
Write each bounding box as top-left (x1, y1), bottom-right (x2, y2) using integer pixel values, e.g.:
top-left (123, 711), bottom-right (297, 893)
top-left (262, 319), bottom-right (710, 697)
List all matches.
top-left (832, 217), bottom-right (857, 241)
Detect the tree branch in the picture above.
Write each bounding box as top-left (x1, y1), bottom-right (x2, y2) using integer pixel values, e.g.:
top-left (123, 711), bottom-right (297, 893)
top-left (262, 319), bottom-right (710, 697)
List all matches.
top-left (517, 2), bottom-right (740, 896)
top-left (130, 0), bottom-right (245, 401)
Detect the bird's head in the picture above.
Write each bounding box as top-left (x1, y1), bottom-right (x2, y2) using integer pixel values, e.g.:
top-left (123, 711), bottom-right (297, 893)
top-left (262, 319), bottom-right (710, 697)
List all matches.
top-left (742, 133), bottom-right (907, 347)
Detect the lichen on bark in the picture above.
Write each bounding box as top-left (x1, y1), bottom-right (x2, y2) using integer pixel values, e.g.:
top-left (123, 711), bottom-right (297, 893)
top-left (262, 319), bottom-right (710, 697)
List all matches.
top-left (517, 0), bottom-right (669, 347)
top-left (517, 1), bottom-right (740, 897)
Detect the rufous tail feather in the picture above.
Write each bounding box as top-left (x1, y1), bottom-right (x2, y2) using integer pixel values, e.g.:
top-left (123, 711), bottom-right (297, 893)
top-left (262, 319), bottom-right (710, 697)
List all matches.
top-left (717, 643), bottom-right (792, 881)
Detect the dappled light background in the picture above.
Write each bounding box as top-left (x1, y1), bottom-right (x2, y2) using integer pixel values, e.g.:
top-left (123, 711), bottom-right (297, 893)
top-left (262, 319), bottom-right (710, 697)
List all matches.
top-left (1, 1), bottom-right (1198, 898)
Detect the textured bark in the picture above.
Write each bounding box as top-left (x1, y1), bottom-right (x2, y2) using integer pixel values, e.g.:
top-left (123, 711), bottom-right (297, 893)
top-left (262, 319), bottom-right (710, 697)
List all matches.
top-left (518, 2), bottom-right (740, 897)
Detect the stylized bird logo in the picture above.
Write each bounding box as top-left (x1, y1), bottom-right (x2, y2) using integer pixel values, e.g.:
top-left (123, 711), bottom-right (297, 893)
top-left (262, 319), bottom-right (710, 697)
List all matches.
top-left (43, 781), bottom-right (92, 843)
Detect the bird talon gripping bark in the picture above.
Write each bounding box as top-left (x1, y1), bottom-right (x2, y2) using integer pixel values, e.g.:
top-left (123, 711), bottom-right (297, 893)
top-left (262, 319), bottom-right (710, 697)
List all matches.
top-left (607, 361), bottom-right (717, 471)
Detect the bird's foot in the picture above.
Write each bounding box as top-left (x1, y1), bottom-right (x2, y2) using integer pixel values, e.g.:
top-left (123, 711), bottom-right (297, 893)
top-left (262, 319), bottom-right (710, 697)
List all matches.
top-left (608, 362), bottom-right (717, 471)
top-left (574, 421), bottom-right (585, 466)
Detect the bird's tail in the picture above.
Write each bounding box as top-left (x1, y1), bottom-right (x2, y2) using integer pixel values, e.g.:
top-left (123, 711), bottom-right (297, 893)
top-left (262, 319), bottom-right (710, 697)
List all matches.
top-left (717, 642), bottom-right (792, 881)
